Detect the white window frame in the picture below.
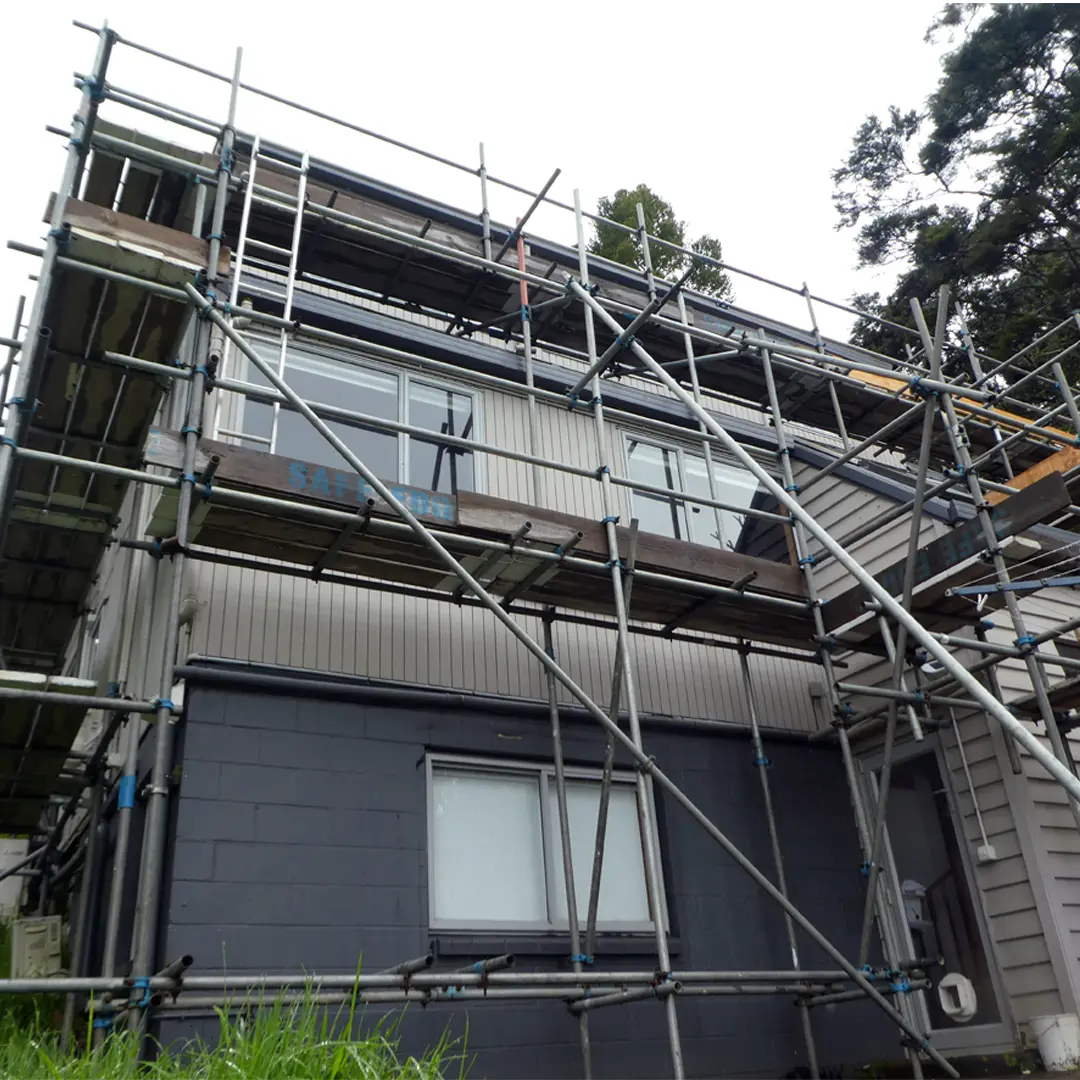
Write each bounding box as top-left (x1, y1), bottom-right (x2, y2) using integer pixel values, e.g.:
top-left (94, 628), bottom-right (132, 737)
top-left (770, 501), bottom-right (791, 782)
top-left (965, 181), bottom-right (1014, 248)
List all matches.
top-left (425, 752), bottom-right (668, 935)
top-left (233, 337), bottom-right (486, 494)
top-left (621, 430), bottom-right (773, 550)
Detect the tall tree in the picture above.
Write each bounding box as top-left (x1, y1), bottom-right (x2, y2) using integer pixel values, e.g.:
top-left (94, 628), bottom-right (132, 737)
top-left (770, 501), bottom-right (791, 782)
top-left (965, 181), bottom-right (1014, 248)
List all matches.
top-left (590, 184), bottom-right (734, 301)
top-left (833, 4), bottom-right (1080, 394)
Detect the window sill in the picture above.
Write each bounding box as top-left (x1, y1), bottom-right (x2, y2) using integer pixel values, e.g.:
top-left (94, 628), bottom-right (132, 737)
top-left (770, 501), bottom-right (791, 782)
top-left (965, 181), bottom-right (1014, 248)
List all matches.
top-left (431, 934), bottom-right (681, 960)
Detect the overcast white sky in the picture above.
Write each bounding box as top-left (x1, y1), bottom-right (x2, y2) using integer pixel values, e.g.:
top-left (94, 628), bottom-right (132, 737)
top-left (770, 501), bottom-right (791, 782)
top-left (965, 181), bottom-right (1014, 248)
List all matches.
top-left (2, 2), bottom-right (951, 343)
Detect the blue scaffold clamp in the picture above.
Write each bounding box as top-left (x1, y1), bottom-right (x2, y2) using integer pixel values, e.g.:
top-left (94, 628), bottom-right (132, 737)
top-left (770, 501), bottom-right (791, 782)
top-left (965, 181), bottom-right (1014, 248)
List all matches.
top-left (570, 954), bottom-right (594, 965)
top-left (131, 977), bottom-right (152, 1008)
top-left (117, 774), bottom-right (137, 810)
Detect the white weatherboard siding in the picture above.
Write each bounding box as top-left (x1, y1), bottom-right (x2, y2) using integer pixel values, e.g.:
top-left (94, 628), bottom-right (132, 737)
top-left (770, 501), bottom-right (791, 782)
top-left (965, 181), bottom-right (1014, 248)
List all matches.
top-left (181, 371), bottom-right (821, 732)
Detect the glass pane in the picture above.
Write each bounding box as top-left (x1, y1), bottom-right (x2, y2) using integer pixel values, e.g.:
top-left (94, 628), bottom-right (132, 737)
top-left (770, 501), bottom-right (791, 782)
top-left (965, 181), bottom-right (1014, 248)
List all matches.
top-left (547, 779), bottom-right (652, 926)
top-left (243, 350), bottom-right (400, 479)
top-left (683, 454), bottom-right (761, 551)
top-left (431, 768), bottom-right (547, 925)
top-left (408, 382), bottom-right (475, 493)
top-left (626, 440), bottom-right (686, 540)
top-left (881, 753), bottom-right (1001, 1028)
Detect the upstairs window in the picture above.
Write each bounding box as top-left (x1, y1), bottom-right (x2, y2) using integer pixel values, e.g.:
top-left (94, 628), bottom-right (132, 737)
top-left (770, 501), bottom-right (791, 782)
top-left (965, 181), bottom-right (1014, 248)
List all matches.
top-left (624, 436), bottom-right (765, 552)
top-left (426, 755), bottom-right (665, 933)
top-left (234, 344), bottom-right (479, 494)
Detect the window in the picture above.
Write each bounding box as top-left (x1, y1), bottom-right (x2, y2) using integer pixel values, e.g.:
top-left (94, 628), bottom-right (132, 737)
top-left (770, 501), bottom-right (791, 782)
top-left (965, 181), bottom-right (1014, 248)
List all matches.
top-left (235, 344), bottom-right (479, 494)
top-left (426, 755), bottom-right (664, 932)
top-left (624, 436), bottom-right (765, 552)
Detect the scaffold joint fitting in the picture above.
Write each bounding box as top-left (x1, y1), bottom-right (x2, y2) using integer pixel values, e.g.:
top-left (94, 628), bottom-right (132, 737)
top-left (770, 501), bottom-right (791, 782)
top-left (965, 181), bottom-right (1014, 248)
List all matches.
top-left (117, 774), bottom-right (137, 810)
top-left (131, 977), bottom-right (152, 1008)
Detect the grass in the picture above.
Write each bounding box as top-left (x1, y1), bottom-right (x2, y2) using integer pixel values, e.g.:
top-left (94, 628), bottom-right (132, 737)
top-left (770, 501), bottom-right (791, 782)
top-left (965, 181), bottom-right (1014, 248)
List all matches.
top-left (0, 991), bottom-right (468, 1079)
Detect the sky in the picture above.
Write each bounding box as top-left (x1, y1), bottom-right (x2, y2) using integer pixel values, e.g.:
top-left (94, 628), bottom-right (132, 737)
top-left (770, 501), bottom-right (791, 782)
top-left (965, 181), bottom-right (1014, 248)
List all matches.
top-left (1, 1), bottom-right (952, 345)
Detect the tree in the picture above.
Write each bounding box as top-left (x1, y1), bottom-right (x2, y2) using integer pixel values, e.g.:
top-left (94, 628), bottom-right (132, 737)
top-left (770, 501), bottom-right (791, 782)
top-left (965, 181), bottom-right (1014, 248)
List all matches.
top-left (832, 4), bottom-right (1080, 397)
top-left (590, 184), bottom-right (734, 301)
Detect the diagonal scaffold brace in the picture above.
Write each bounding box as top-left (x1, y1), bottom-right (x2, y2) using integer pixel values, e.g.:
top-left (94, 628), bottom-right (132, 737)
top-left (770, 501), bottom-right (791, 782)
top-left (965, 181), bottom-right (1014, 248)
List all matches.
top-left (183, 280), bottom-right (959, 1079)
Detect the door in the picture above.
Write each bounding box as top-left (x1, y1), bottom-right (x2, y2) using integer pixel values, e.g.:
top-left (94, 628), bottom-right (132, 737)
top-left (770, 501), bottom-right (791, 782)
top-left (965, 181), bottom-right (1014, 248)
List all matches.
top-left (863, 740), bottom-right (1014, 1054)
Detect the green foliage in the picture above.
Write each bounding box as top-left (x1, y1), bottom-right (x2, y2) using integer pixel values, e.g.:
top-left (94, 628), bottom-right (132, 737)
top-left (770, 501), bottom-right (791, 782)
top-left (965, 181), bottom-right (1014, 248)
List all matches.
top-left (0, 990), bottom-right (466, 1079)
top-left (833, 4), bottom-right (1080, 397)
top-left (590, 185), bottom-right (734, 301)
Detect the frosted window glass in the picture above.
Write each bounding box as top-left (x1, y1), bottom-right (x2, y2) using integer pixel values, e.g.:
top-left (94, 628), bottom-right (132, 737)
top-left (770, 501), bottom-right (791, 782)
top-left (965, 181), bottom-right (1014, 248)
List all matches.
top-left (548, 780), bottom-right (651, 925)
top-left (431, 769), bottom-right (547, 924)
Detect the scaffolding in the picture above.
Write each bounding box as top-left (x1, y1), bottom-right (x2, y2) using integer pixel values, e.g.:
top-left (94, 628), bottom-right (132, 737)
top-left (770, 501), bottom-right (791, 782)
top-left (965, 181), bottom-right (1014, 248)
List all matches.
top-left (5, 19), bottom-right (1080, 1078)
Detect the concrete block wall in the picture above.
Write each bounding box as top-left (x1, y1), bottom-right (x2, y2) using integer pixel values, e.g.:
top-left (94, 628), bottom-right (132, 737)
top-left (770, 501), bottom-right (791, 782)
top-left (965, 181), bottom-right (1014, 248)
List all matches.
top-left (158, 668), bottom-right (895, 1078)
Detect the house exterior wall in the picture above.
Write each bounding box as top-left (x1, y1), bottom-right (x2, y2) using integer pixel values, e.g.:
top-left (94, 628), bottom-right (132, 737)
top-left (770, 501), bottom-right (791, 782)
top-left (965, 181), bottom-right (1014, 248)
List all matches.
top-left (68, 293), bottom-right (1080, 1054)
top-left (91, 331), bottom-right (823, 736)
top-left (158, 673), bottom-right (894, 1079)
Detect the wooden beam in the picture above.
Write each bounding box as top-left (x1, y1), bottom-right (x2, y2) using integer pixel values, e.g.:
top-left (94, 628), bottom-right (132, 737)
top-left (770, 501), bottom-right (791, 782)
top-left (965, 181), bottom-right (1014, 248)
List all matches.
top-left (985, 445), bottom-right (1080, 506)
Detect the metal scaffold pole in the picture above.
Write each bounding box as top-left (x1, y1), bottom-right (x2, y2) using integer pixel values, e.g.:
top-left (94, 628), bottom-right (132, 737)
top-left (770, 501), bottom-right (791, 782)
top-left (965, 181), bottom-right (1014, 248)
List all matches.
top-left (738, 644), bottom-right (819, 1078)
top-left (128, 46), bottom-right (242, 1031)
top-left (542, 613), bottom-right (592, 1079)
top-left (570, 189), bottom-right (684, 1079)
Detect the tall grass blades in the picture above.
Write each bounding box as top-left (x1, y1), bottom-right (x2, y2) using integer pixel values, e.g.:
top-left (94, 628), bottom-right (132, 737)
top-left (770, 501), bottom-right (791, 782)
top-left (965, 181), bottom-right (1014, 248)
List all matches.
top-left (0, 989), bottom-right (467, 1079)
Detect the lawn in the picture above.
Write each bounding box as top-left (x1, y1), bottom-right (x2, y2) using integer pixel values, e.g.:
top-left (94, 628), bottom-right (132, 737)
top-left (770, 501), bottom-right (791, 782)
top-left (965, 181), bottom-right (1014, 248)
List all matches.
top-left (0, 993), bottom-right (466, 1079)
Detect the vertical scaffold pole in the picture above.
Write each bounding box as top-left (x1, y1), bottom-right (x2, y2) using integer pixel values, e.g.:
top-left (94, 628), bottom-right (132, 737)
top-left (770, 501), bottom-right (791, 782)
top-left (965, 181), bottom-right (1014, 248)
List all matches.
top-left (572, 189), bottom-right (685, 1079)
top-left (543, 613), bottom-right (592, 1079)
top-left (209, 133), bottom-right (261, 441)
top-left (129, 46), bottom-right (242, 1029)
top-left (739, 645), bottom-right (819, 1078)
top-left (478, 143), bottom-right (493, 263)
top-left (99, 481), bottom-right (153, 1004)
top-left (0, 25), bottom-right (114, 521)
top-left (517, 230), bottom-right (541, 507)
top-left (802, 283), bottom-right (850, 452)
top-left (954, 304), bottom-right (1013, 480)
top-left (268, 150), bottom-right (310, 452)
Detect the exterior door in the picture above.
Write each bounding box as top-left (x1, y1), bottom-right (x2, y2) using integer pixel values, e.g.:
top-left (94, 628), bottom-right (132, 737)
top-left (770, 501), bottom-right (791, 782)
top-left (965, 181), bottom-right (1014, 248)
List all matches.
top-left (862, 738), bottom-right (1014, 1054)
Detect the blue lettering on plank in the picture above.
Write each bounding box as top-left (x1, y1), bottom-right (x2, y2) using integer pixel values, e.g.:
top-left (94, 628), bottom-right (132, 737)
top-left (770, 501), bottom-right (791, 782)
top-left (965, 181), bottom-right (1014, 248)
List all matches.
top-left (334, 472), bottom-right (351, 501)
top-left (288, 461), bottom-right (307, 490)
top-left (432, 494), bottom-right (454, 521)
top-left (411, 490), bottom-right (429, 517)
top-left (311, 468), bottom-right (331, 497)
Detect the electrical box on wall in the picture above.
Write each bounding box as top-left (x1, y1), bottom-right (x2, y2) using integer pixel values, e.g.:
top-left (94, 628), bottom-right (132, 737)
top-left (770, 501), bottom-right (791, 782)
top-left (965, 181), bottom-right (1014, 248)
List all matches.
top-left (10, 916), bottom-right (64, 978)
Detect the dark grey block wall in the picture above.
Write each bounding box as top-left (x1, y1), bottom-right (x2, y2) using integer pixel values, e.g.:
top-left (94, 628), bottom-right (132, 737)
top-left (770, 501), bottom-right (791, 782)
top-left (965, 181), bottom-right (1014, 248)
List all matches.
top-left (159, 675), bottom-right (895, 1078)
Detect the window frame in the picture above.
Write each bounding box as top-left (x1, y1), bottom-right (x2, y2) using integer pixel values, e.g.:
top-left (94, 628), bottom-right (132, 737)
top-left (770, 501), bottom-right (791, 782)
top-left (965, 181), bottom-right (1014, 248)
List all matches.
top-left (234, 337), bottom-right (486, 495)
top-left (620, 430), bottom-right (776, 551)
top-left (425, 752), bottom-right (667, 935)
